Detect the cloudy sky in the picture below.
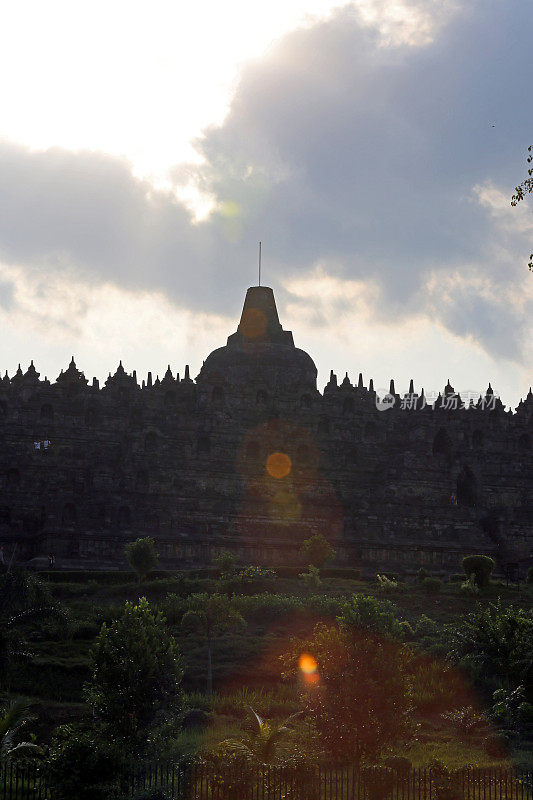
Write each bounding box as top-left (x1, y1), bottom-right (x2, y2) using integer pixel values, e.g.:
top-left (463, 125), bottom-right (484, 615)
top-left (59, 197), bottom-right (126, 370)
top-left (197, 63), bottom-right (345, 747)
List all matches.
top-left (0, 0), bottom-right (531, 408)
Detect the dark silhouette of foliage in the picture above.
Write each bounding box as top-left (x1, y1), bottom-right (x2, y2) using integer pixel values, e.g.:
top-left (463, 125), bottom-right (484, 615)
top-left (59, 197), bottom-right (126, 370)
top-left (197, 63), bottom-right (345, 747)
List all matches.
top-left (511, 144), bottom-right (533, 271)
top-left (462, 555), bottom-right (494, 588)
top-left (84, 597), bottom-right (183, 744)
top-left (283, 621), bottom-right (413, 763)
top-left (124, 537), bottom-right (159, 582)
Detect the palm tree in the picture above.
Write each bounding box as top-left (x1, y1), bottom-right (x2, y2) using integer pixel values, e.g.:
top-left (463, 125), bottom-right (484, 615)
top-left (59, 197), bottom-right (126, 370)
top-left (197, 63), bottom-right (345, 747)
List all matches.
top-left (221, 706), bottom-right (302, 764)
top-left (0, 699), bottom-right (42, 762)
top-left (182, 593), bottom-right (245, 695)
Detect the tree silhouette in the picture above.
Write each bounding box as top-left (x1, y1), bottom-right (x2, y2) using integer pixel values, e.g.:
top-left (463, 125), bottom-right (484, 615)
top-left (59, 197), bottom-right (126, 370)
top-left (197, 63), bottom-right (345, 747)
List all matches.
top-left (182, 593), bottom-right (245, 695)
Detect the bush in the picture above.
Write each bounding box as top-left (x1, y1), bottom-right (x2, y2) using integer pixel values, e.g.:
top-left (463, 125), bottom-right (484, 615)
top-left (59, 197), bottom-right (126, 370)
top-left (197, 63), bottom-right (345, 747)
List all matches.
top-left (526, 567), bottom-right (533, 584)
top-left (460, 575), bottom-right (480, 596)
top-left (47, 725), bottom-right (125, 800)
top-left (399, 620), bottom-right (415, 640)
top-left (299, 534), bottom-right (335, 568)
top-left (448, 573), bottom-right (464, 582)
top-left (125, 538), bottom-right (159, 582)
top-left (416, 568), bottom-right (430, 582)
top-left (376, 574), bottom-right (400, 592)
top-left (423, 577), bottom-right (442, 594)
top-left (462, 555), bottom-right (494, 589)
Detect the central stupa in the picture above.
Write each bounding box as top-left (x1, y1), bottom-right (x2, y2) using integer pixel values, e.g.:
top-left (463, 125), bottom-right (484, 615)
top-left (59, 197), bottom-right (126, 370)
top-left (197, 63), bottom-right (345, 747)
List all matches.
top-left (197, 286), bottom-right (317, 391)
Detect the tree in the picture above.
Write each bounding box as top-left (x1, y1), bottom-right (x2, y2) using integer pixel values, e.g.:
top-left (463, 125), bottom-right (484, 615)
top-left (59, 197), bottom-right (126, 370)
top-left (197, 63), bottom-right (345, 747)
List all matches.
top-left (462, 555), bottom-right (494, 589)
top-left (0, 569), bottom-right (61, 690)
top-left (182, 593), bottom-right (246, 695)
top-left (299, 534), bottom-right (335, 571)
top-left (0, 699), bottom-right (42, 762)
top-left (124, 537), bottom-right (158, 582)
top-left (283, 622), bottom-right (413, 764)
top-left (447, 600), bottom-right (533, 694)
top-left (338, 593), bottom-right (404, 640)
top-left (221, 706), bottom-right (302, 764)
top-left (511, 144), bottom-right (532, 271)
top-left (84, 597), bottom-right (183, 744)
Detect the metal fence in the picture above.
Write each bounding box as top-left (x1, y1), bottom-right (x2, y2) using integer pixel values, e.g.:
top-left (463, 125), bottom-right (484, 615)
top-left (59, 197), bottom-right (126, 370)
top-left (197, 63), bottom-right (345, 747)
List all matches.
top-left (1, 762), bottom-right (532, 800)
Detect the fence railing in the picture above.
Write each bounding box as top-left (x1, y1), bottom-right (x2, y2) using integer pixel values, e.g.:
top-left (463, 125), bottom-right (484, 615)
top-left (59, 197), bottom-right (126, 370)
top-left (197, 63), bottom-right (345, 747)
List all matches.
top-left (1, 762), bottom-right (532, 800)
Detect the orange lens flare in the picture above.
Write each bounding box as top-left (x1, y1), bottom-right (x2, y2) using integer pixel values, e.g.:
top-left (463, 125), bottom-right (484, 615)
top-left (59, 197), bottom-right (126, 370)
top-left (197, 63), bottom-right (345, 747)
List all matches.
top-left (266, 452), bottom-right (292, 479)
top-left (298, 653), bottom-right (318, 675)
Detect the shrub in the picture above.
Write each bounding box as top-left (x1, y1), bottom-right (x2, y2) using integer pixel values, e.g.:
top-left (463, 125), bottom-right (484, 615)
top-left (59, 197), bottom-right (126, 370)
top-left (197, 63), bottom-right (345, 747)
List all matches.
top-left (376, 574), bottom-right (400, 592)
top-left (416, 568), bottom-right (430, 582)
top-left (299, 534), bottom-right (335, 569)
top-left (399, 620), bottom-right (415, 640)
top-left (441, 706), bottom-right (489, 737)
top-left (283, 622), bottom-right (413, 763)
top-left (526, 567), bottom-right (533, 584)
top-left (448, 573), bottom-right (464, 582)
top-left (299, 565), bottom-right (321, 591)
top-left (423, 577), bottom-right (442, 594)
top-left (462, 555), bottom-right (494, 589)
top-left (125, 538), bottom-right (159, 582)
top-left (415, 614), bottom-right (439, 638)
top-left (47, 725), bottom-right (125, 800)
top-left (460, 575), bottom-right (480, 596)
top-left (339, 594), bottom-right (403, 639)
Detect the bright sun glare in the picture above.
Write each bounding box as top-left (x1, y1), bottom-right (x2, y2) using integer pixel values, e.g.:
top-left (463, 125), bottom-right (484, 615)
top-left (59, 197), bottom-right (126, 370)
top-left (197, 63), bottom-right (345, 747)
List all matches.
top-left (0, 0), bottom-right (343, 194)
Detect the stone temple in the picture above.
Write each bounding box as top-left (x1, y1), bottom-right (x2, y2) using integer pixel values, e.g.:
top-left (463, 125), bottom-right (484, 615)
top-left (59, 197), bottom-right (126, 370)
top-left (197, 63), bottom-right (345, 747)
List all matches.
top-left (0, 285), bottom-right (532, 574)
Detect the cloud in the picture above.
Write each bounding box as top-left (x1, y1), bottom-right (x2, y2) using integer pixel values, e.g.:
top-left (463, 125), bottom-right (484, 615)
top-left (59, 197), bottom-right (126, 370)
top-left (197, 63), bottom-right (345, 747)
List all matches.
top-left (0, 0), bottom-right (532, 363)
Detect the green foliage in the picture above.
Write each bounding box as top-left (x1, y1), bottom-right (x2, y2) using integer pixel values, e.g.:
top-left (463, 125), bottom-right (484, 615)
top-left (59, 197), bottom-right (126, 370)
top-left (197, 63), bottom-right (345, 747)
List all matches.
top-left (84, 597), bottom-right (184, 744)
top-left (299, 534), bottom-right (335, 569)
top-left (298, 565), bottom-right (321, 592)
top-left (461, 574), bottom-right (480, 596)
top-left (416, 568), bottom-right (430, 582)
top-left (0, 568), bottom-right (52, 617)
top-left (447, 599), bottom-right (533, 692)
top-left (338, 594), bottom-right (404, 639)
top-left (411, 661), bottom-right (467, 715)
top-left (422, 577), bottom-right (442, 595)
top-left (213, 550), bottom-right (237, 577)
top-left (0, 698), bottom-right (42, 762)
top-left (283, 622), bottom-right (413, 763)
top-left (182, 593), bottom-right (246, 694)
top-left (441, 706), bottom-right (489, 738)
top-left (0, 569), bottom-right (62, 690)
top-left (462, 555), bottom-right (494, 589)
top-left (47, 725), bottom-right (125, 800)
top-left (491, 685), bottom-right (533, 733)
top-left (124, 537), bottom-right (159, 582)
top-left (526, 567), bottom-right (533, 584)
top-left (221, 706), bottom-right (302, 764)
top-left (219, 565), bottom-right (277, 595)
top-left (376, 574), bottom-right (400, 593)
